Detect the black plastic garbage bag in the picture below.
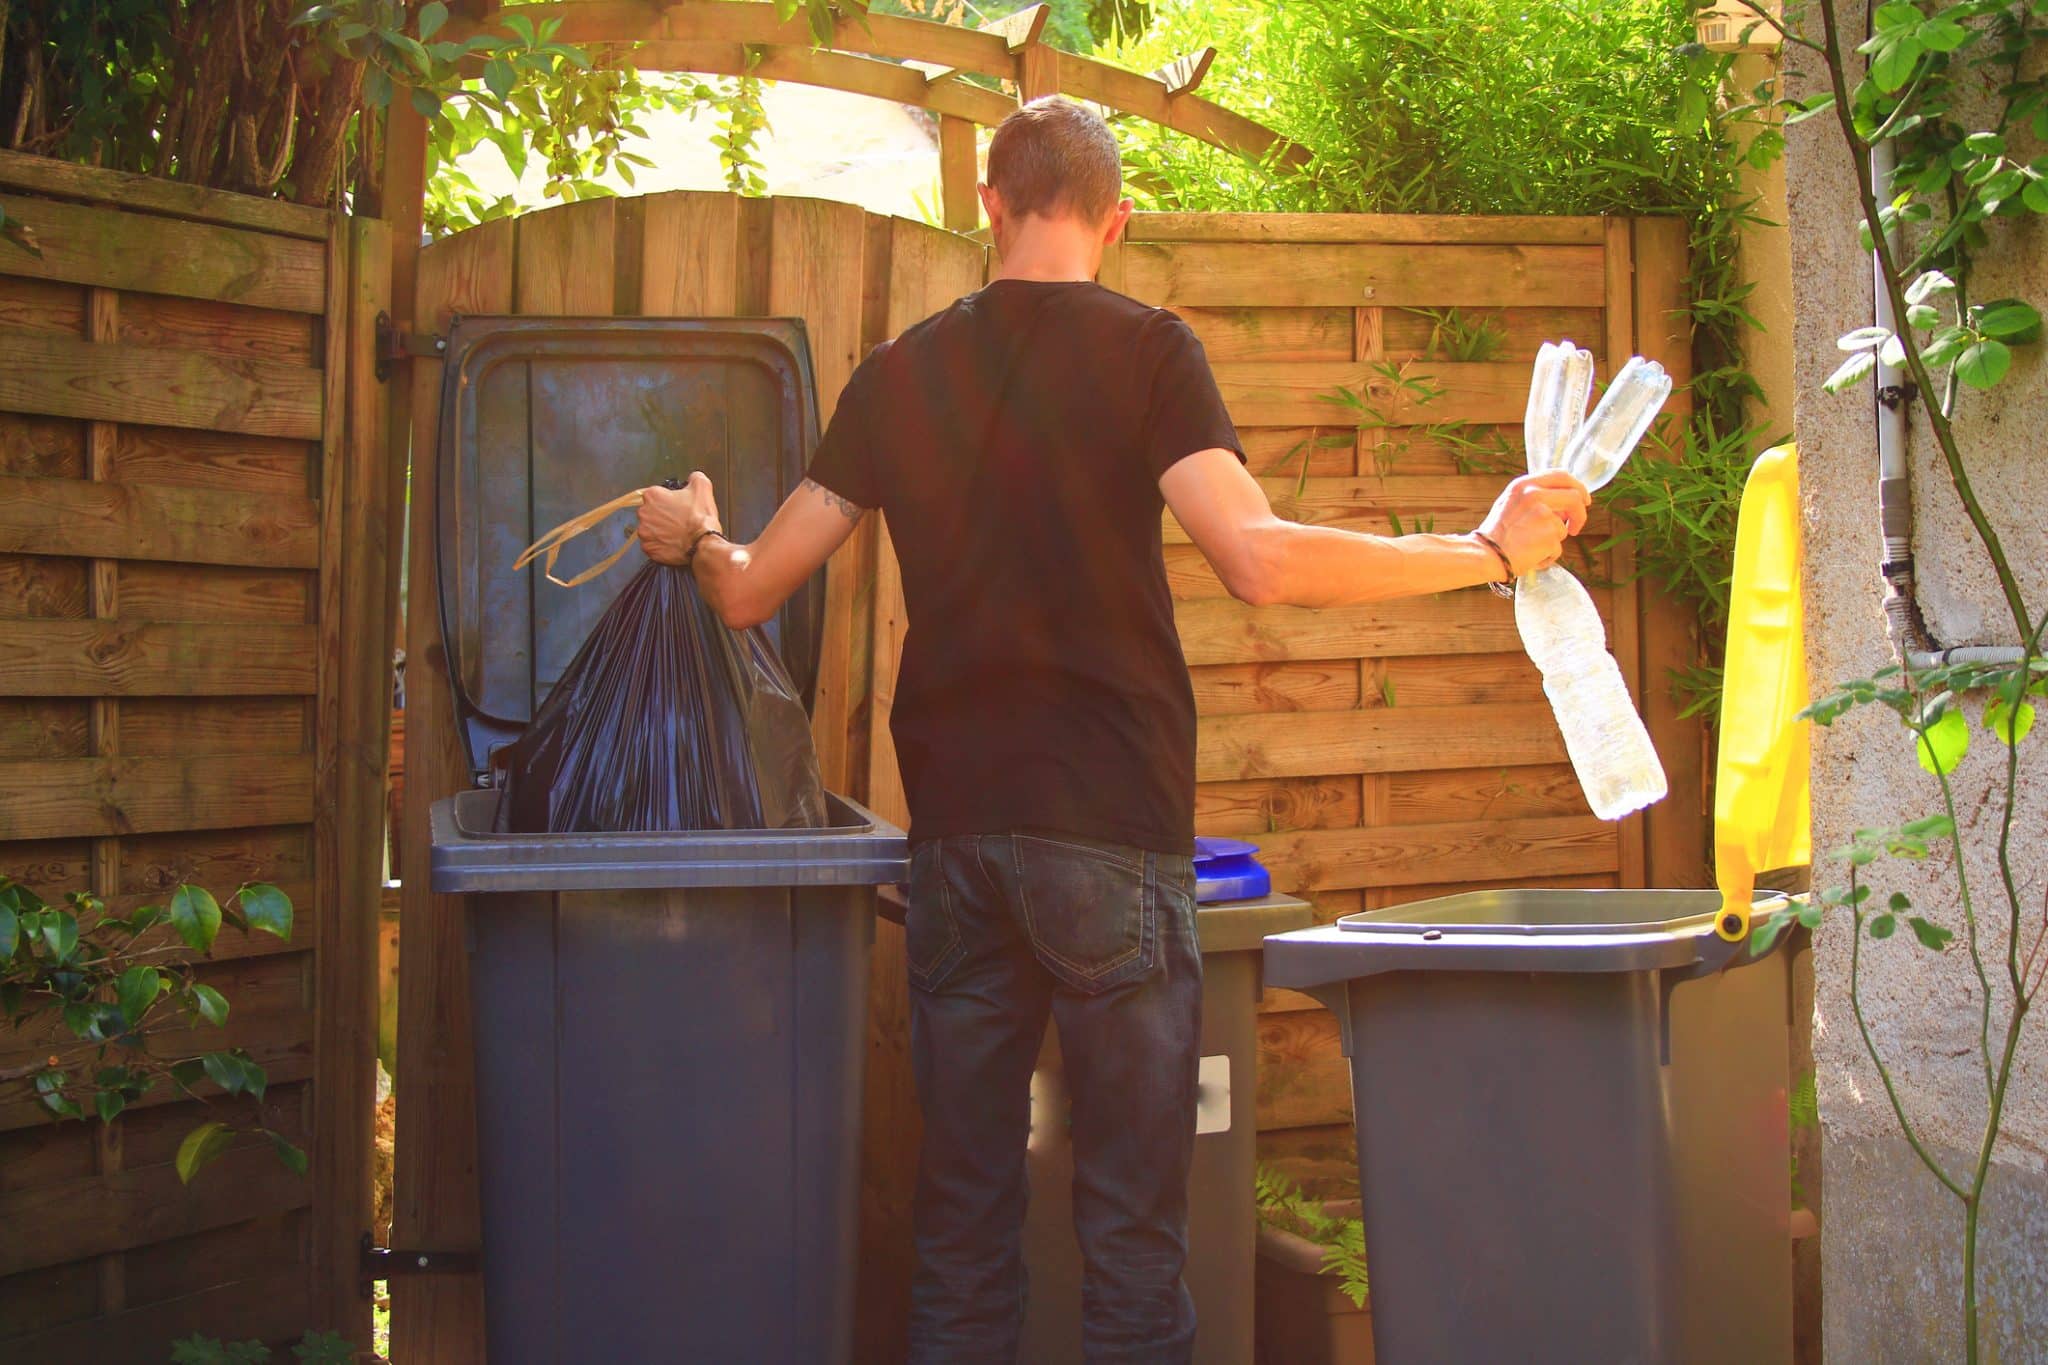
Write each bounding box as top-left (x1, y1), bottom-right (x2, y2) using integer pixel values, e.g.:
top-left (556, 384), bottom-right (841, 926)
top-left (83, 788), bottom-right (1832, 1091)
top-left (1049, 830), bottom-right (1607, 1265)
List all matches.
top-left (492, 561), bottom-right (827, 833)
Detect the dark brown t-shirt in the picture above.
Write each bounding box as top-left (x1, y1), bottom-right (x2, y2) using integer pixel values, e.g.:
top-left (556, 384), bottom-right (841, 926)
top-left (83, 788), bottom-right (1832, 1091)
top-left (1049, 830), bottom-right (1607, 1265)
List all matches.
top-left (806, 279), bottom-right (1242, 853)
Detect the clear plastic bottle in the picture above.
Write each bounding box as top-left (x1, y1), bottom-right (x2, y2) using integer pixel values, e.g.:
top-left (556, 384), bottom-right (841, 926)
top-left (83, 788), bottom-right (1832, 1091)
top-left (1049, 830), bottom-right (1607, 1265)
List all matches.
top-left (1523, 341), bottom-right (1595, 473)
top-left (1557, 356), bottom-right (1671, 493)
top-left (1515, 567), bottom-right (1669, 819)
top-left (1512, 347), bottom-right (1674, 820)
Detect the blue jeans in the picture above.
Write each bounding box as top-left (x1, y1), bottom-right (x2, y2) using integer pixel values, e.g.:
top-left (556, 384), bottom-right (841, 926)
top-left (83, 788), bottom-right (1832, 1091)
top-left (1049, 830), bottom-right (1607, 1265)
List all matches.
top-left (904, 832), bottom-right (1203, 1365)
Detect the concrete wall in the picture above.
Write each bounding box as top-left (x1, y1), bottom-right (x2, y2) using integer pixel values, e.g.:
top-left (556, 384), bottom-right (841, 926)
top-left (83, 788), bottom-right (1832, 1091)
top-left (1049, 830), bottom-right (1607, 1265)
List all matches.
top-left (1782, 7), bottom-right (2048, 1359)
top-left (1732, 49), bottom-right (1798, 443)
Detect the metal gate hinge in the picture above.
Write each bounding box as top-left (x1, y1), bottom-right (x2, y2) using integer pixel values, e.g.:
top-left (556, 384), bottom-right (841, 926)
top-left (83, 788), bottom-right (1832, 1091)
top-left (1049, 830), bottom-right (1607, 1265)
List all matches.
top-left (374, 311), bottom-right (447, 381)
top-left (359, 1232), bottom-right (479, 1298)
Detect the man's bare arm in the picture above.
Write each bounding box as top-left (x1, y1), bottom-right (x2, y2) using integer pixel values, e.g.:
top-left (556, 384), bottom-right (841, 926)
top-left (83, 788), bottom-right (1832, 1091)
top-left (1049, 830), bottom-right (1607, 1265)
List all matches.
top-left (1159, 449), bottom-right (1589, 608)
top-left (637, 474), bottom-right (866, 629)
top-left (805, 477), bottom-right (868, 522)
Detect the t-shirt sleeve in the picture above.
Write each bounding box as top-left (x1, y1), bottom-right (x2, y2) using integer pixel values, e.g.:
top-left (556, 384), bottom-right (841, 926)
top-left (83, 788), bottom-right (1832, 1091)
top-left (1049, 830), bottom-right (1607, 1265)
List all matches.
top-left (1142, 315), bottom-right (1244, 481)
top-left (805, 342), bottom-right (890, 509)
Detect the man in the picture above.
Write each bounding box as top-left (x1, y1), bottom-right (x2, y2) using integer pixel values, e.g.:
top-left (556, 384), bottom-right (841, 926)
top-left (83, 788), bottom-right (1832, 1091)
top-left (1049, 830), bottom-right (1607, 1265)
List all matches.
top-left (637, 98), bottom-right (1588, 1364)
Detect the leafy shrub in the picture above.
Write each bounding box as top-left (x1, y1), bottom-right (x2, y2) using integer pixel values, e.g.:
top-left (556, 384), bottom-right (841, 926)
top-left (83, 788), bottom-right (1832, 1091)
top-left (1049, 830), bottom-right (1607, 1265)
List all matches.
top-left (1, 876), bottom-right (301, 1183)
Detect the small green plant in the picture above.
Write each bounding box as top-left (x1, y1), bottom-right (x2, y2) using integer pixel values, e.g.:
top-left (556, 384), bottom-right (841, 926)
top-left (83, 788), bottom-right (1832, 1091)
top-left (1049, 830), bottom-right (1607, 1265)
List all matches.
top-left (1599, 410), bottom-right (1784, 717)
top-left (1789, 1067), bottom-right (1819, 1209)
top-left (1255, 1164), bottom-right (1369, 1308)
top-left (1407, 306), bottom-right (1508, 363)
top-left (1, 875), bottom-right (301, 1183)
top-left (1319, 361), bottom-right (1444, 477)
top-left (170, 1329), bottom-right (361, 1364)
top-left (1756, 650), bottom-right (2045, 1360)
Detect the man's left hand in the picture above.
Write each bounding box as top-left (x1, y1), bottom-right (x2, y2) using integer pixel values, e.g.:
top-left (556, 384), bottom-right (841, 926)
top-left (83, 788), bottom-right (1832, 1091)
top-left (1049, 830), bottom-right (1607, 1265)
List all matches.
top-left (637, 473), bottom-right (722, 567)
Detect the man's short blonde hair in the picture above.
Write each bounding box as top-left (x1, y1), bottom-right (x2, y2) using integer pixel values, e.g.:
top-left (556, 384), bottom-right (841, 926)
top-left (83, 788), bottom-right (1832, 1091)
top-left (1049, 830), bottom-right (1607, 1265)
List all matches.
top-left (986, 97), bottom-right (1122, 222)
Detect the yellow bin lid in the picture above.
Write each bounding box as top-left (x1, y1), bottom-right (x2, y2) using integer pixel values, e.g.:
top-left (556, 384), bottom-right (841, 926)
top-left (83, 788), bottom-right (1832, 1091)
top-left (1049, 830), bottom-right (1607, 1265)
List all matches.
top-left (1713, 443), bottom-right (1811, 940)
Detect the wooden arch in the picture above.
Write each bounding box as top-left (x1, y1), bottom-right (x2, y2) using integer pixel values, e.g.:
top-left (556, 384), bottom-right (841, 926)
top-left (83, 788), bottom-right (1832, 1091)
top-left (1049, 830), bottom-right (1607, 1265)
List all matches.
top-left (439, 0), bottom-right (1303, 231)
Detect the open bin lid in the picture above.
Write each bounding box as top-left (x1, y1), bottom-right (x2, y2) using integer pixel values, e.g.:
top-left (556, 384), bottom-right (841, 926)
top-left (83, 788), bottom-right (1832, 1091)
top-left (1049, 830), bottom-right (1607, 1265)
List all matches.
top-left (1262, 888), bottom-right (1792, 989)
top-left (435, 316), bottom-right (825, 786)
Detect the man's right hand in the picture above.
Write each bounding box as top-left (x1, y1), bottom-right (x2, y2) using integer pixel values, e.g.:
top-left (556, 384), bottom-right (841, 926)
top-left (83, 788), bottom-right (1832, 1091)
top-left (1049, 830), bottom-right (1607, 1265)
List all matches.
top-left (1476, 471), bottom-right (1592, 577)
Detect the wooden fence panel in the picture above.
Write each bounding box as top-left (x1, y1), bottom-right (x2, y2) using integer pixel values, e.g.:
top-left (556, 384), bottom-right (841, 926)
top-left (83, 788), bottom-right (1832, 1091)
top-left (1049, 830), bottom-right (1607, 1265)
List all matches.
top-left (0, 153), bottom-right (390, 1358)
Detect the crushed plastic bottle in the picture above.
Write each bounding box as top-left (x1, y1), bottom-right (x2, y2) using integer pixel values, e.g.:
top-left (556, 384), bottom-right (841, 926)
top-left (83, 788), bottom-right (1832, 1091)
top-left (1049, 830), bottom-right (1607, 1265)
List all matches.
top-left (1514, 343), bottom-right (1672, 821)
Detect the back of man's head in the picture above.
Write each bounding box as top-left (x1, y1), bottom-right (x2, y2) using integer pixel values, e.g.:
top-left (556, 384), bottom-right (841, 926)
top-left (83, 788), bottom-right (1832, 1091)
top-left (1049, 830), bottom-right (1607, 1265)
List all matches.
top-left (986, 97), bottom-right (1122, 223)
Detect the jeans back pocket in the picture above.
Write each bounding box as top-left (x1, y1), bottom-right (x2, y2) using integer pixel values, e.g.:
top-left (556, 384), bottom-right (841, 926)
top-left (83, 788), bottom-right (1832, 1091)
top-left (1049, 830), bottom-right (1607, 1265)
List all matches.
top-left (905, 841), bottom-right (966, 992)
top-left (1007, 834), bottom-right (1160, 995)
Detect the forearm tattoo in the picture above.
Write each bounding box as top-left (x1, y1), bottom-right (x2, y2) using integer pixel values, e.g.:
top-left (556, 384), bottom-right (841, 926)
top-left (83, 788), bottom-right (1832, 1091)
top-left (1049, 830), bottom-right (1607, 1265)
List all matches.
top-left (803, 478), bottom-right (868, 522)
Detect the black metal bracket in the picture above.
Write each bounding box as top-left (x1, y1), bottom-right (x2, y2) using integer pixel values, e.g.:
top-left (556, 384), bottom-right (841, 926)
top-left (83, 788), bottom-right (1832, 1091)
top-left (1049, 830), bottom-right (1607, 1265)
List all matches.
top-left (374, 310), bottom-right (448, 382)
top-left (1877, 380), bottom-right (1918, 411)
top-left (359, 1232), bottom-right (479, 1299)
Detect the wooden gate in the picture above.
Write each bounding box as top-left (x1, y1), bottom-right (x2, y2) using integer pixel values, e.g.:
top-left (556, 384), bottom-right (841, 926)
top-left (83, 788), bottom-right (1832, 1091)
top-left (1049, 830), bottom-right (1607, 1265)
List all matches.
top-left (0, 152), bottom-right (395, 1356)
top-left (389, 191), bottom-right (989, 1362)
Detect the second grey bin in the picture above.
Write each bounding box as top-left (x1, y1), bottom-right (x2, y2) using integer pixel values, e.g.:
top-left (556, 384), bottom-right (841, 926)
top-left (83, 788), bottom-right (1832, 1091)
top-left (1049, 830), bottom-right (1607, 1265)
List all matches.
top-left (1020, 893), bottom-right (1314, 1365)
top-left (425, 315), bottom-right (908, 1365)
top-left (1262, 889), bottom-right (1793, 1365)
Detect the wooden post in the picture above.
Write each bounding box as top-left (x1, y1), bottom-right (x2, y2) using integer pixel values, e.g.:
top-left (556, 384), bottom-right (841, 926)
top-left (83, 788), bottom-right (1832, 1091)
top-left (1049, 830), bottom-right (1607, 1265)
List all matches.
top-left (1019, 40), bottom-right (1059, 103)
top-left (380, 95), bottom-right (498, 1363)
top-left (83, 283), bottom-right (125, 1322)
top-left (309, 214), bottom-right (394, 1342)
top-left (1353, 304), bottom-right (1393, 912)
top-left (1630, 216), bottom-right (1709, 889)
top-left (1604, 216), bottom-right (1650, 890)
top-left (938, 116), bottom-right (980, 234)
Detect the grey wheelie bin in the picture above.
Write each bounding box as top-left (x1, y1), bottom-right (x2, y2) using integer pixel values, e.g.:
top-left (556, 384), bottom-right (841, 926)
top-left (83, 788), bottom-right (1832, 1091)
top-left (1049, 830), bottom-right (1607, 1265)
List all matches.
top-left (425, 315), bottom-right (909, 1365)
top-left (1261, 889), bottom-right (1794, 1365)
top-left (1020, 890), bottom-right (1314, 1365)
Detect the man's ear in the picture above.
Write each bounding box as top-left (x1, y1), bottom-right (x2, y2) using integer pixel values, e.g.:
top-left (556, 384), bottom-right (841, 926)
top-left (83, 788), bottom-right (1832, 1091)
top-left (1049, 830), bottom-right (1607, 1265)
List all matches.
top-left (978, 183), bottom-right (1003, 236)
top-left (1103, 197), bottom-right (1135, 245)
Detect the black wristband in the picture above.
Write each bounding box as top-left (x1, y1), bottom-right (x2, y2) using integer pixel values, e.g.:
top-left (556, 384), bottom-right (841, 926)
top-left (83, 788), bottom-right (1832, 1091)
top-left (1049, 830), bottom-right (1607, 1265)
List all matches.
top-left (682, 528), bottom-right (726, 571)
top-left (1473, 530), bottom-right (1517, 598)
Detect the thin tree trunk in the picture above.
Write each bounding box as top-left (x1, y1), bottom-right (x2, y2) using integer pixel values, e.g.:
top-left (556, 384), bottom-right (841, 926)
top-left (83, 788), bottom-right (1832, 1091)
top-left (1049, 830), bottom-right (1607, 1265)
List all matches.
top-left (292, 55), bottom-right (365, 205)
top-left (0, 2), bottom-right (11, 135)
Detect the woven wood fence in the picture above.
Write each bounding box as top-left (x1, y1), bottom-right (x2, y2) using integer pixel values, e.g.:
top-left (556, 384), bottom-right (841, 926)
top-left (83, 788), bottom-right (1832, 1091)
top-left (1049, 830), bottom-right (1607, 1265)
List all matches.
top-left (0, 151), bottom-right (393, 1358)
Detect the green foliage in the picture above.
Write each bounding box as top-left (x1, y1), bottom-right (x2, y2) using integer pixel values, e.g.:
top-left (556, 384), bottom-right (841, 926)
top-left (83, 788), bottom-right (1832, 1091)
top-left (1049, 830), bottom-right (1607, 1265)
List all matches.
top-left (1409, 307), bottom-right (1508, 364)
top-left (872, 0), bottom-right (1152, 52)
top-left (1, 876), bottom-right (302, 1184)
top-left (1817, 0), bottom-right (2048, 432)
top-left (1255, 1164), bottom-right (1369, 1308)
top-left (168, 1331), bottom-right (362, 1365)
top-left (285, 1), bottom-right (713, 234)
top-left (1108, 0), bottom-right (1731, 216)
top-left (1104, 0), bottom-right (1777, 718)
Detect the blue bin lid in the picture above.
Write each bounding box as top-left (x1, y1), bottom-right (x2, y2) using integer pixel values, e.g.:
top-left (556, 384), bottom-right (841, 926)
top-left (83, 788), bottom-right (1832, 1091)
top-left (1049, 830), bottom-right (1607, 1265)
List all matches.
top-left (1193, 836), bottom-right (1271, 904)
